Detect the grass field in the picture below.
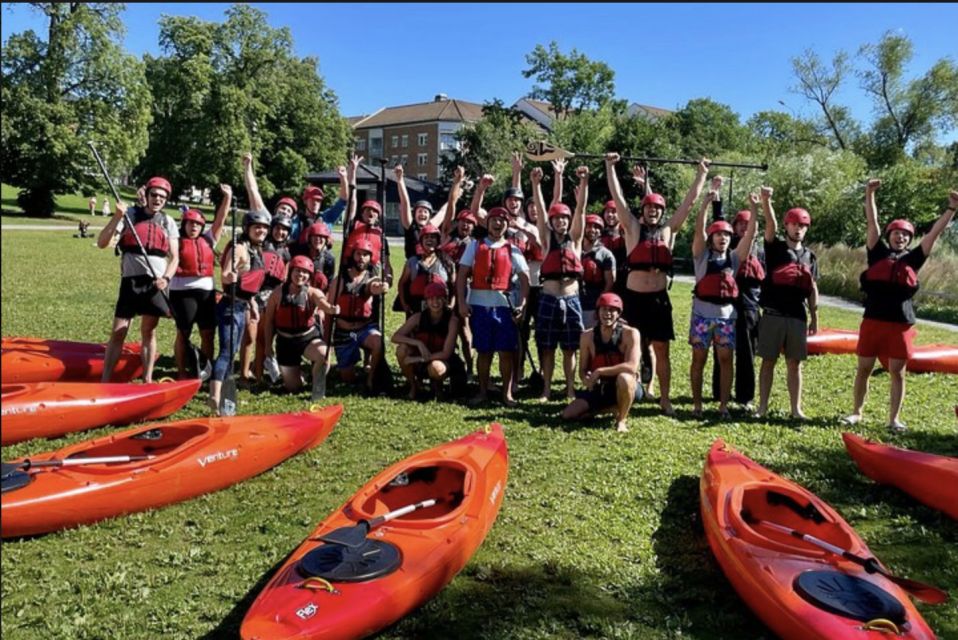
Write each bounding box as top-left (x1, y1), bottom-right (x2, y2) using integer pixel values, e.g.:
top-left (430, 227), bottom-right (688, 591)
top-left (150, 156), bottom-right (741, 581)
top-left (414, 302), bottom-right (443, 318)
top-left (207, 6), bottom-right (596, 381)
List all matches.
top-left (1, 229), bottom-right (956, 640)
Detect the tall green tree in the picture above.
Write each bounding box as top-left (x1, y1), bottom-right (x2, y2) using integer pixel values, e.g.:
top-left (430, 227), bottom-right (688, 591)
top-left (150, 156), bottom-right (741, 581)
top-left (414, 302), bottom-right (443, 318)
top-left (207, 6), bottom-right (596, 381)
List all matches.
top-left (1, 3), bottom-right (151, 216)
top-left (137, 4), bottom-right (352, 204)
top-left (790, 49), bottom-right (857, 151)
top-left (666, 98), bottom-right (749, 159)
top-left (522, 41), bottom-right (617, 119)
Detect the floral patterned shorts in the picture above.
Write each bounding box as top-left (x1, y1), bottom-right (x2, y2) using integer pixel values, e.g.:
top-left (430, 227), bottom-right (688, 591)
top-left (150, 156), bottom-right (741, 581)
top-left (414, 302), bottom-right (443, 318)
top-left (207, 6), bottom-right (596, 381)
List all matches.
top-left (688, 312), bottom-right (736, 350)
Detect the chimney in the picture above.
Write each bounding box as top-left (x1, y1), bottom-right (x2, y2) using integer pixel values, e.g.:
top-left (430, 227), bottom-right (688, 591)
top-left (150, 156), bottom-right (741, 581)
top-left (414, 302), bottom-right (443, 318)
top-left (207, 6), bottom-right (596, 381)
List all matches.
top-left (434, 93), bottom-right (448, 102)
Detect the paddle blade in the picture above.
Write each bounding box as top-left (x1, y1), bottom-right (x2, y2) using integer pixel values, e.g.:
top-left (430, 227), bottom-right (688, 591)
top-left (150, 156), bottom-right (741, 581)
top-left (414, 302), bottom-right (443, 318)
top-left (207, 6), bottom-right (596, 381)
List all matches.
top-left (318, 521), bottom-right (371, 548)
top-left (220, 377), bottom-right (237, 417)
top-left (885, 574), bottom-right (949, 605)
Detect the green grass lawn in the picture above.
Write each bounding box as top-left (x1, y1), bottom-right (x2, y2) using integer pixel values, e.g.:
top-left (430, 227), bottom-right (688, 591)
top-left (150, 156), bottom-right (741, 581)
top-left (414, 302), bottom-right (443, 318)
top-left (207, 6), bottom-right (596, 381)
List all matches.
top-left (1, 229), bottom-right (956, 639)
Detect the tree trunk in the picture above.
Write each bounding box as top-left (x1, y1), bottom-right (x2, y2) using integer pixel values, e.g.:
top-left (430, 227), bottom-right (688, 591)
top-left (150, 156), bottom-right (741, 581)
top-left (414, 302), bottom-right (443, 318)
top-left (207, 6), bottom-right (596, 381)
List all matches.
top-left (17, 187), bottom-right (57, 218)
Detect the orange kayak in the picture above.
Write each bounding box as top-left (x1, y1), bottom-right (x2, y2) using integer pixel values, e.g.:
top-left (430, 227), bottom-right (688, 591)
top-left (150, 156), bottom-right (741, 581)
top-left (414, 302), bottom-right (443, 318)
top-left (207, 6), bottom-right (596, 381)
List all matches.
top-left (807, 329), bottom-right (859, 356)
top-left (1, 405), bottom-right (342, 538)
top-left (880, 344), bottom-right (958, 375)
top-left (1, 379), bottom-right (201, 445)
top-left (843, 432), bottom-right (958, 520)
top-left (1, 337), bottom-right (141, 353)
top-left (700, 439), bottom-right (935, 640)
top-left (240, 424), bottom-right (508, 640)
top-left (1, 344), bottom-right (148, 383)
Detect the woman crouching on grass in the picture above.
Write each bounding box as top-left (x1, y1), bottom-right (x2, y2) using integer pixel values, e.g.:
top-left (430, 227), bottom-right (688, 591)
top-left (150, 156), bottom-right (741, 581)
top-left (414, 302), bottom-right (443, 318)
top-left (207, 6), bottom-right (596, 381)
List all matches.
top-left (844, 181), bottom-right (957, 433)
top-left (392, 282), bottom-right (466, 400)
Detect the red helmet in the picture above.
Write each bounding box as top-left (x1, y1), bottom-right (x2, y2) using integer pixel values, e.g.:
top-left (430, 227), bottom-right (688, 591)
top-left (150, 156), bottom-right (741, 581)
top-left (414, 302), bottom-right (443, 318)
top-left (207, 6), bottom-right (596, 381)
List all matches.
top-left (351, 237), bottom-right (375, 255)
top-left (733, 210), bottom-right (751, 226)
top-left (706, 221), bottom-right (734, 237)
top-left (423, 282), bottom-right (448, 299)
top-left (289, 255), bottom-right (314, 274)
top-left (641, 193), bottom-right (666, 210)
top-left (306, 221), bottom-right (331, 239)
top-left (596, 292), bottom-right (624, 312)
top-left (604, 199), bottom-right (617, 212)
top-left (585, 214), bottom-right (605, 228)
top-left (182, 209), bottom-right (206, 226)
top-left (487, 207), bottom-right (509, 220)
top-left (418, 224), bottom-right (441, 241)
top-left (145, 177), bottom-right (172, 196)
top-left (783, 207), bottom-right (811, 226)
top-left (360, 200), bottom-right (382, 215)
top-left (548, 203), bottom-right (572, 219)
top-left (884, 219), bottom-right (915, 238)
top-left (302, 185), bottom-right (323, 203)
top-left (456, 209), bottom-right (477, 224)
top-left (276, 196), bottom-right (298, 214)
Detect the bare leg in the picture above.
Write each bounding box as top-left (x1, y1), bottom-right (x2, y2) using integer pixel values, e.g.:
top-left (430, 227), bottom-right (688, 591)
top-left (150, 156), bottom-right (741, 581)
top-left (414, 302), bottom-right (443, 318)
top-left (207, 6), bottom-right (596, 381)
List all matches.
top-left (845, 356), bottom-right (876, 423)
top-left (562, 398), bottom-right (590, 420)
top-left (562, 348), bottom-right (576, 399)
top-left (652, 341), bottom-right (672, 415)
top-left (786, 358), bottom-right (805, 419)
top-left (538, 348), bottom-right (556, 402)
top-left (101, 317), bottom-right (132, 382)
top-left (716, 346), bottom-right (733, 415)
top-left (396, 344), bottom-right (419, 399)
top-left (174, 330), bottom-right (190, 379)
top-left (499, 351), bottom-right (516, 406)
top-left (140, 315), bottom-right (160, 383)
top-left (240, 317), bottom-right (256, 379)
top-left (615, 373), bottom-right (637, 432)
top-left (887, 358), bottom-right (907, 427)
top-left (363, 333), bottom-right (384, 390)
top-left (642, 336), bottom-right (656, 398)
top-left (474, 352), bottom-right (493, 401)
top-left (690, 347), bottom-right (708, 415)
top-left (756, 358), bottom-right (776, 417)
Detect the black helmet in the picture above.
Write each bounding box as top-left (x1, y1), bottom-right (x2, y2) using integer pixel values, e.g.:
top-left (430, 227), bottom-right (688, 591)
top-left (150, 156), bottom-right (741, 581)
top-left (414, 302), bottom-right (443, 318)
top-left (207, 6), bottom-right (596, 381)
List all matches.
top-left (243, 210), bottom-right (271, 229)
top-left (412, 199), bottom-right (433, 213)
top-left (504, 187), bottom-right (524, 200)
top-left (271, 214), bottom-right (293, 230)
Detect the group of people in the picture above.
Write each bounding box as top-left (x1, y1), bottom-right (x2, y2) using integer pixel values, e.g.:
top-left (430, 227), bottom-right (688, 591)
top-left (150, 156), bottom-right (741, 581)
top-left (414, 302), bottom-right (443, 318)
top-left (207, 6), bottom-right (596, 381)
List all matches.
top-left (95, 150), bottom-right (957, 432)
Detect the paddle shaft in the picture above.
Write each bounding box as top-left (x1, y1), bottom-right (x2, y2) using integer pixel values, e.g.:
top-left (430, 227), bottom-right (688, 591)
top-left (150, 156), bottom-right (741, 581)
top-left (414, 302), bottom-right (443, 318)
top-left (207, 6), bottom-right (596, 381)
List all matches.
top-left (221, 197), bottom-right (239, 416)
top-left (21, 455), bottom-right (154, 469)
top-left (370, 498), bottom-right (438, 528)
top-left (574, 152), bottom-right (768, 171)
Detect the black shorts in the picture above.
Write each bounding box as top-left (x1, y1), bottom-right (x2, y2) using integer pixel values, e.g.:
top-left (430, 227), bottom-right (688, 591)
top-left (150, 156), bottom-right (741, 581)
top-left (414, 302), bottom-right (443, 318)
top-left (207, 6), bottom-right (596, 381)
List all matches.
top-left (170, 288), bottom-right (216, 333)
top-left (576, 378), bottom-right (643, 412)
top-left (276, 326), bottom-right (322, 367)
top-left (115, 275), bottom-right (171, 320)
top-left (622, 289), bottom-right (674, 342)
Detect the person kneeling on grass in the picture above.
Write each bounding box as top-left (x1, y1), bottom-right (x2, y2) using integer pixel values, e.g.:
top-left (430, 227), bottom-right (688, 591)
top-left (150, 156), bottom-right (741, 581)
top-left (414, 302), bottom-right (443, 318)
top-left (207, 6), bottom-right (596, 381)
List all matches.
top-left (262, 255), bottom-right (339, 396)
top-left (562, 293), bottom-right (642, 433)
top-left (843, 181), bottom-right (957, 434)
top-left (392, 282), bottom-right (467, 400)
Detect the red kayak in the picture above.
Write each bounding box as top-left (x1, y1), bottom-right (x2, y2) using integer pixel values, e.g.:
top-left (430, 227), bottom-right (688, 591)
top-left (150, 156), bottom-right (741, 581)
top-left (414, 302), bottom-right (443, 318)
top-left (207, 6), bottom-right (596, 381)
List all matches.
top-left (241, 424), bottom-right (508, 640)
top-left (843, 432), bottom-right (958, 520)
top-left (1, 379), bottom-right (201, 445)
top-left (1, 345), bottom-right (148, 383)
top-left (880, 344), bottom-right (958, 375)
top-left (807, 329), bottom-right (859, 356)
top-left (1, 337), bottom-right (140, 353)
top-left (1, 405), bottom-right (342, 538)
top-left (701, 439), bottom-right (935, 640)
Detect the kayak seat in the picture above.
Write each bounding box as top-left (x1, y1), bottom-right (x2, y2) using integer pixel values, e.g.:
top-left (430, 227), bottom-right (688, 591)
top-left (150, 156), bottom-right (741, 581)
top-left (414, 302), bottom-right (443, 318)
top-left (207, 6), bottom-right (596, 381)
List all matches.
top-left (298, 539), bottom-right (402, 583)
top-left (794, 570), bottom-right (907, 624)
top-left (359, 462), bottom-right (467, 522)
top-left (67, 424), bottom-right (209, 461)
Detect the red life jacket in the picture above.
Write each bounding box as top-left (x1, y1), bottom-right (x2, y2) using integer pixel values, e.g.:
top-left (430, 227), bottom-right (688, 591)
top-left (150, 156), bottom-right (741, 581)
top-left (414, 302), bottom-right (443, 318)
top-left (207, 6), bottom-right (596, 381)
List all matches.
top-left (592, 323), bottom-right (625, 369)
top-left (409, 257), bottom-right (448, 297)
top-left (768, 245), bottom-right (815, 298)
top-left (582, 247), bottom-right (606, 286)
top-left (348, 224), bottom-right (383, 265)
top-left (233, 243), bottom-right (265, 300)
top-left (176, 236), bottom-right (215, 278)
top-left (413, 309), bottom-right (453, 355)
top-left (441, 237), bottom-right (469, 263)
top-left (471, 242), bottom-right (513, 291)
top-left (336, 271), bottom-right (374, 321)
top-left (274, 283), bottom-right (316, 332)
top-left (736, 254), bottom-right (766, 288)
top-left (627, 224), bottom-right (672, 272)
top-left (694, 252), bottom-right (740, 304)
top-left (261, 251), bottom-right (286, 288)
top-left (540, 233), bottom-right (583, 281)
top-left (860, 252), bottom-right (919, 298)
top-left (119, 217), bottom-right (170, 257)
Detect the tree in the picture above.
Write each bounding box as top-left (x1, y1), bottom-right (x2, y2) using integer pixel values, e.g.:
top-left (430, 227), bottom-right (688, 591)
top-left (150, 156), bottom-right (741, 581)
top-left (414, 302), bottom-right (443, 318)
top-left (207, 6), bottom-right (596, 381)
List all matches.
top-left (666, 98), bottom-right (749, 159)
top-left (1, 3), bottom-right (151, 216)
top-left (790, 49), bottom-right (856, 151)
top-left (746, 110), bottom-right (829, 157)
top-left (137, 4), bottom-right (352, 205)
top-left (522, 41), bottom-right (616, 119)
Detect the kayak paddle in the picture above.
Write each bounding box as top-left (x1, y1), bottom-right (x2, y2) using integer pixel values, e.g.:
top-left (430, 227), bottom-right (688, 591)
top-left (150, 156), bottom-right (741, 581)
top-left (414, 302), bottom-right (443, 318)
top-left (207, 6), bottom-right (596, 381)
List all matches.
top-left (318, 497), bottom-right (441, 548)
top-left (220, 195), bottom-right (239, 417)
top-left (10, 455), bottom-right (156, 470)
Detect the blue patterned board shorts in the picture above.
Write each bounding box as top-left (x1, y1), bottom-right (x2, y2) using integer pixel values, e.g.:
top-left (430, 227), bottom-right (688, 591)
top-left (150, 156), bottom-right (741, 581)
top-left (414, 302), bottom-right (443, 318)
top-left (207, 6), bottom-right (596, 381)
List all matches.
top-left (535, 293), bottom-right (584, 351)
top-left (333, 323), bottom-right (381, 369)
top-left (689, 312), bottom-right (736, 350)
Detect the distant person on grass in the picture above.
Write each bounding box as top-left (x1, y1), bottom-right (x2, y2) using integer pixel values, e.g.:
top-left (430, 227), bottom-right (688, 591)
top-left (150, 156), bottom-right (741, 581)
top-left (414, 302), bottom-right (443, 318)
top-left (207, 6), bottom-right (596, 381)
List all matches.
top-left (561, 293), bottom-right (642, 433)
top-left (754, 187), bottom-right (819, 420)
top-left (169, 185), bottom-right (230, 380)
top-left (843, 181), bottom-right (957, 433)
top-left (88, 195), bottom-right (97, 216)
top-left (97, 176), bottom-right (179, 384)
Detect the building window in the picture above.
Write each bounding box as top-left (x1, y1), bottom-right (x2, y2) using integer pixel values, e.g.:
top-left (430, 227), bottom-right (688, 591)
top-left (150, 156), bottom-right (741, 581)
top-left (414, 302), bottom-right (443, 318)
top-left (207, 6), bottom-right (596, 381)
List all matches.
top-left (401, 134), bottom-right (408, 148)
top-left (418, 173), bottom-right (428, 181)
top-left (440, 133), bottom-right (458, 151)
top-left (400, 154), bottom-right (408, 166)
top-left (418, 133), bottom-right (428, 146)
top-left (417, 153), bottom-right (428, 167)
top-left (355, 138), bottom-right (366, 151)
top-left (390, 155), bottom-right (398, 165)
top-left (391, 135), bottom-right (398, 148)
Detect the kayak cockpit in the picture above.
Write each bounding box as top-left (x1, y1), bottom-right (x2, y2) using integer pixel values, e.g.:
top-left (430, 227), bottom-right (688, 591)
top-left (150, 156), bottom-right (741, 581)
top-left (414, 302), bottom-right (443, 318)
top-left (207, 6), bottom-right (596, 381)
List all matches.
top-left (354, 462), bottom-right (469, 524)
top-left (1, 384), bottom-right (30, 399)
top-left (66, 423), bottom-right (210, 462)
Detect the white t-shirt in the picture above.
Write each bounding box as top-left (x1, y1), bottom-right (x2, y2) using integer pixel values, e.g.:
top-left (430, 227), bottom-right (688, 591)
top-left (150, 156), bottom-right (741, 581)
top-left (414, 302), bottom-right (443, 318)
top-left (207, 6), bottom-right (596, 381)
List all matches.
top-left (460, 237), bottom-right (529, 308)
top-left (115, 208), bottom-right (179, 279)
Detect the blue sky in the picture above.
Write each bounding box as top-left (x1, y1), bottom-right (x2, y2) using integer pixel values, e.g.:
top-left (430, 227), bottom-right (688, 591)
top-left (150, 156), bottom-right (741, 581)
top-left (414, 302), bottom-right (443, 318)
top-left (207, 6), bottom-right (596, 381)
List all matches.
top-left (3, 3), bottom-right (956, 141)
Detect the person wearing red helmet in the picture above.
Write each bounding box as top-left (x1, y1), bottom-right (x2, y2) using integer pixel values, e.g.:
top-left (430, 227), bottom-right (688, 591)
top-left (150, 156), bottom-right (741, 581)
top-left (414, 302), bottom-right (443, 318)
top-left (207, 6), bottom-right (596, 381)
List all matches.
top-left (754, 186), bottom-right (819, 420)
top-left (395, 163), bottom-right (445, 259)
top-left (844, 180), bottom-right (957, 433)
top-left (391, 282), bottom-right (467, 400)
top-left (96, 175), bottom-right (180, 384)
top-left (689, 179), bottom-right (760, 418)
top-left (529, 163), bottom-right (586, 402)
top-left (261, 254), bottom-right (340, 398)
top-left (396, 223), bottom-right (455, 318)
top-left (327, 237), bottom-right (391, 395)
top-left (169, 185), bottom-right (231, 380)
top-left (606, 152), bottom-right (711, 416)
top-left (291, 160), bottom-right (350, 243)
top-left (439, 165), bottom-right (478, 380)
top-left (302, 221), bottom-right (335, 292)
top-left (561, 292), bottom-right (642, 432)
top-left (600, 198), bottom-right (629, 298)
top-left (580, 213), bottom-right (617, 329)
top-left (456, 205), bottom-right (531, 407)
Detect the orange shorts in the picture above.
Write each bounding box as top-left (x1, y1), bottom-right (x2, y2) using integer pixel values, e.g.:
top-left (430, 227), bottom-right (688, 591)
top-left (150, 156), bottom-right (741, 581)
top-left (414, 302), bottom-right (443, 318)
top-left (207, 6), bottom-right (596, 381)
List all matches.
top-left (856, 318), bottom-right (915, 361)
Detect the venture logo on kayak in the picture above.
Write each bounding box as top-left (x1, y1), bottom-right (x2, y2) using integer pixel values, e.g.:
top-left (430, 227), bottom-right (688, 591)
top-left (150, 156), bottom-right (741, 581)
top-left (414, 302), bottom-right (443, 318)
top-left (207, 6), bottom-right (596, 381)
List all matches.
top-left (197, 449), bottom-right (239, 468)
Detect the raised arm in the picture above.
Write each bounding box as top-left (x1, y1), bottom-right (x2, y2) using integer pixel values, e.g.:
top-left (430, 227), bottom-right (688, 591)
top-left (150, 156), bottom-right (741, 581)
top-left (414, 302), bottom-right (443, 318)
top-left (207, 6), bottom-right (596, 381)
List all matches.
top-left (691, 189), bottom-right (714, 259)
top-left (209, 184), bottom-right (232, 246)
top-left (920, 190), bottom-right (958, 257)
top-left (604, 152), bottom-right (638, 243)
top-left (511, 151), bottom-right (523, 190)
top-left (242, 152), bottom-right (267, 213)
top-left (864, 178), bottom-right (881, 250)
top-left (261, 288), bottom-right (281, 358)
top-left (667, 158), bottom-right (711, 234)
top-left (337, 163), bottom-right (348, 202)
top-left (734, 193), bottom-right (761, 264)
top-left (631, 164), bottom-right (648, 198)
top-left (344, 154), bottom-right (362, 235)
top-left (469, 174), bottom-right (494, 226)
top-left (571, 166), bottom-right (588, 248)
top-left (441, 166), bottom-right (466, 237)
top-left (395, 164), bottom-right (412, 229)
top-left (529, 166), bottom-right (550, 252)
top-left (760, 186), bottom-right (777, 243)
top-left (551, 158), bottom-right (567, 207)
top-left (97, 198), bottom-right (127, 249)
